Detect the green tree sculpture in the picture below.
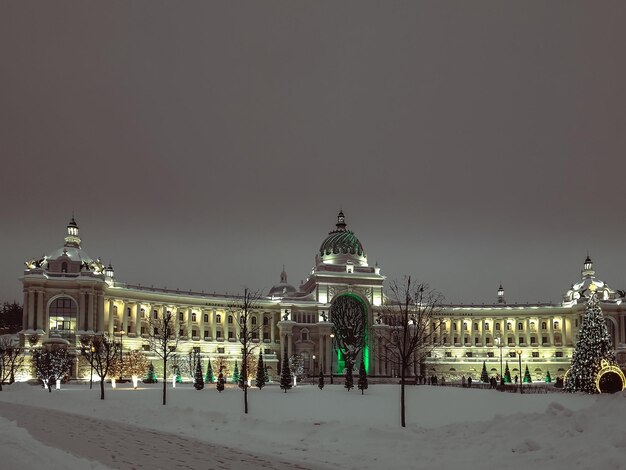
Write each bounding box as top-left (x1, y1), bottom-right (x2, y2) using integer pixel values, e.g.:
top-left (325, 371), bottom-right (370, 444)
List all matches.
top-left (523, 365), bottom-right (532, 384)
top-left (357, 358), bottom-right (368, 394)
top-left (194, 360), bottom-right (204, 390)
top-left (255, 353), bottom-right (266, 390)
top-left (565, 290), bottom-right (616, 393)
top-left (144, 362), bottom-right (158, 383)
top-left (205, 358), bottom-right (214, 384)
top-left (504, 361), bottom-right (511, 383)
top-left (232, 361), bottom-right (240, 384)
top-left (545, 370), bottom-right (552, 383)
top-left (279, 358), bottom-right (292, 393)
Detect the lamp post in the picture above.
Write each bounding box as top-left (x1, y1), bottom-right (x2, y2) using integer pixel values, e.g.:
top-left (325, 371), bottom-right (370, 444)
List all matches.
top-left (516, 348), bottom-right (523, 393)
top-left (312, 354), bottom-right (316, 377)
top-left (495, 334), bottom-right (504, 389)
top-left (329, 333), bottom-right (335, 384)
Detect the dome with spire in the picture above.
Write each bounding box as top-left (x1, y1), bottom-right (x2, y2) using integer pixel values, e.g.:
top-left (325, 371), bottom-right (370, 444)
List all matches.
top-left (563, 255), bottom-right (620, 304)
top-left (318, 211), bottom-right (367, 266)
top-left (268, 266), bottom-right (297, 298)
top-left (24, 217), bottom-right (105, 276)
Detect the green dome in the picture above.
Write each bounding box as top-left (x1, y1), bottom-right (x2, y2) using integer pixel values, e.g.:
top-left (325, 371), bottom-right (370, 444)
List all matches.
top-left (319, 211), bottom-right (367, 265)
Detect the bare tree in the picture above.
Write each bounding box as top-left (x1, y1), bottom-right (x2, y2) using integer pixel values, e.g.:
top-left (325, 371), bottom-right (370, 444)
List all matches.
top-left (81, 334), bottom-right (120, 400)
top-left (377, 277), bottom-right (444, 427)
top-left (146, 311), bottom-right (179, 405)
top-left (0, 335), bottom-right (24, 390)
top-left (233, 288), bottom-right (262, 414)
top-left (32, 347), bottom-right (72, 392)
top-left (331, 295), bottom-right (367, 374)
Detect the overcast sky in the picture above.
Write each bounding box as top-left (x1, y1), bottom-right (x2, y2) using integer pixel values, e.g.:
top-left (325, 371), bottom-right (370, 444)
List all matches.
top-left (1, 1), bottom-right (625, 305)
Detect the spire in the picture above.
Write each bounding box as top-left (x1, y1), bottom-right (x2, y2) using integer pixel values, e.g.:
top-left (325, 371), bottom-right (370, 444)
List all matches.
top-left (335, 209), bottom-right (347, 231)
top-left (582, 254), bottom-right (595, 279)
top-left (64, 215), bottom-right (81, 248)
top-left (280, 265), bottom-right (287, 283)
top-left (497, 284), bottom-right (505, 304)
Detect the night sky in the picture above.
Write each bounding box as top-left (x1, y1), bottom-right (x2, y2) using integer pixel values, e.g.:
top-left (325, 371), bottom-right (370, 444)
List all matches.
top-left (2, 2), bottom-right (625, 305)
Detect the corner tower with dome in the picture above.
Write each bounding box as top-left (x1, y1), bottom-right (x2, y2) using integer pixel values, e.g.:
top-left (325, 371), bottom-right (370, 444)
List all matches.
top-left (18, 212), bottom-right (626, 383)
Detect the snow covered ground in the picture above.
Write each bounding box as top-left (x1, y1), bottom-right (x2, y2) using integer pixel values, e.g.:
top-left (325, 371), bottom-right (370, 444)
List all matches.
top-left (0, 381), bottom-right (624, 469)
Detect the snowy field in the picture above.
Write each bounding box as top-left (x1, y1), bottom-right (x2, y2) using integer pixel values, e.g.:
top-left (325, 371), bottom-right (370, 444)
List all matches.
top-left (0, 381), bottom-right (625, 470)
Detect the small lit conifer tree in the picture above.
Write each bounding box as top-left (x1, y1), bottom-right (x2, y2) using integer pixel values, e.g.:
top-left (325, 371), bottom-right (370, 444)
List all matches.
top-left (255, 353), bottom-right (265, 390)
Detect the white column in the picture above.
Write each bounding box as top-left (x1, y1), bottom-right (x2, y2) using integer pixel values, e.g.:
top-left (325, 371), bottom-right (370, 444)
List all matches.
top-left (22, 290), bottom-right (28, 331)
top-left (27, 290), bottom-right (35, 330)
top-left (107, 300), bottom-right (114, 336)
top-left (187, 307), bottom-right (193, 338)
top-left (211, 309), bottom-right (217, 339)
top-left (78, 292), bottom-right (85, 331)
top-left (548, 318), bottom-right (555, 346)
top-left (87, 293), bottom-right (95, 331)
top-left (97, 293), bottom-right (104, 332)
top-left (270, 315), bottom-right (276, 343)
top-left (36, 290), bottom-right (44, 331)
top-left (120, 300), bottom-right (127, 334)
top-left (133, 303), bottom-right (140, 335)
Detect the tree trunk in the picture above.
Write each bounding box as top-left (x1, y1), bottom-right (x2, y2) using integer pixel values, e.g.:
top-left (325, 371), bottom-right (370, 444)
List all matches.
top-left (100, 378), bottom-right (105, 400)
top-left (244, 384), bottom-right (248, 413)
top-left (400, 360), bottom-right (406, 427)
top-left (162, 356), bottom-right (167, 405)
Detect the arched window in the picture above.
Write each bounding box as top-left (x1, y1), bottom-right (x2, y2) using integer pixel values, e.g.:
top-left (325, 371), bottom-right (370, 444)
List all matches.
top-left (215, 314), bottom-right (222, 323)
top-left (541, 321), bottom-right (547, 330)
top-left (61, 262), bottom-right (68, 273)
top-left (506, 322), bottom-right (512, 330)
top-left (48, 297), bottom-right (77, 340)
top-left (495, 323), bottom-right (500, 331)
top-left (251, 317), bottom-right (257, 325)
top-left (191, 312), bottom-right (197, 322)
top-left (553, 321), bottom-right (559, 329)
top-left (517, 322), bottom-right (523, 331)
top-left (301, 328), bottom-right (309, 341)
top-left (263, 316), bottom-right (269, 326)
top-left (228, 315), bottom-right (233, 324)
top-left (473, 322), bottom-right (478, 331)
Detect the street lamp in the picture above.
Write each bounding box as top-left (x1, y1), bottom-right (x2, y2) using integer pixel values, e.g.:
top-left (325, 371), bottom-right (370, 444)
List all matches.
top-left (312, 354), bottom-right (316, 377)
top-left (495, 334), bottom-right (504, 389)
top-left (516, 348), bottom-right (523, 393)
top-left (329, 333), bottom-right (335, 384)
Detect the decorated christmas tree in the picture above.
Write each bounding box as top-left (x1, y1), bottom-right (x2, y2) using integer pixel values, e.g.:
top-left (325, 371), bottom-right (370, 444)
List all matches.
top-left (545, 370), bottom-right (552, 383)
top-left (232, 361), bottom-right (240, 384)
top-left (344, 361), bottom-right (354, 391)
top-left (523, 365), bottom-right (532, 384)
top-left (480, 361), bottom-right (489, 383)
top-left (175, 367), bottom-right (183, 384)
top-left (318, 370), bottom-right (325, 390)
top-left (205, 359), bottom-right (214, 384)
top-left (255, 353), bottom-right (266, 390)
top-left (216, 370), bottom-right (225, 392)
top-left (565, 290), bottom-right (616, 393)
top-left (144, 362), bottom-right (158, 383)
top-left (194, 360), bottom-right (204, 390)
top-left (279, 358), bottom-right (292, 393)
top-left (504, 361), bottom-right (511, 383)
top-left (357, 358), bottom-right (368, 394)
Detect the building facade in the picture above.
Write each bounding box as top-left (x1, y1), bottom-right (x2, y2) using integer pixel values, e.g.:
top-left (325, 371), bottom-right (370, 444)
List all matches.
top-left (20, 213), bottom-right (626, 382)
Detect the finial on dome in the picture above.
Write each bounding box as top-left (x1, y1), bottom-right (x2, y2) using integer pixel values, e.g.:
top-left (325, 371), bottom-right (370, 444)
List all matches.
top-left (336, 209), bottom-right (347, 231)
top-left (280, 265), bottom-right (287, 283)
top-left (65, 215), bottom-right (81, 247)
top-left (582, 253), bottom-right (595, 279)
top-left (497, 284), bottom-right (505, 304)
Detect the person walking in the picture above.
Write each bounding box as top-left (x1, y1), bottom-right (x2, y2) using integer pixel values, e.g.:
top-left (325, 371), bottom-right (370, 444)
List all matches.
top-left (461, 375), bottom-right (466, 388)
top-left (467, 376), bottom-right (472, 388)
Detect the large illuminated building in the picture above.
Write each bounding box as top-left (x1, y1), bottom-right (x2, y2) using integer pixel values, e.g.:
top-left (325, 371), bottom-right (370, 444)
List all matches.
top-left (20, 213), bottom-right (626, 381)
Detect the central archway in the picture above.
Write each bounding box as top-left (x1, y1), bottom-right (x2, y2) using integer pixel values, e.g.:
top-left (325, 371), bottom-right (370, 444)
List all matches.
top-left (329, 293), bottom-right (369, 374)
